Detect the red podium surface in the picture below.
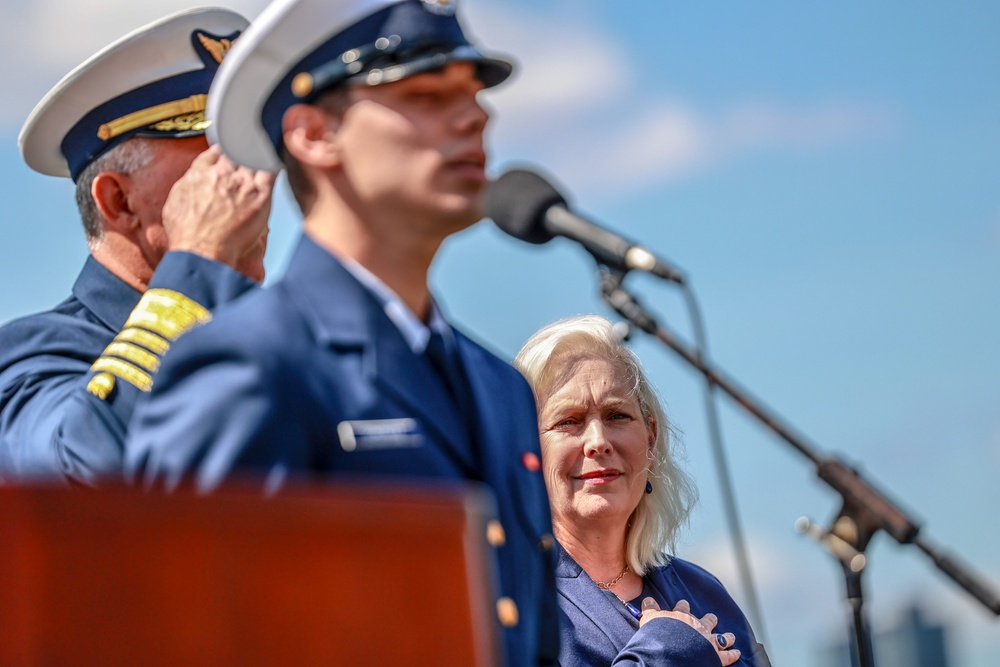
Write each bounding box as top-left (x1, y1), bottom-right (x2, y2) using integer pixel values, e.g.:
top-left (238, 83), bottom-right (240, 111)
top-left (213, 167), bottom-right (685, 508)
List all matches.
top-left (0, 481), bottom-right (501, 666)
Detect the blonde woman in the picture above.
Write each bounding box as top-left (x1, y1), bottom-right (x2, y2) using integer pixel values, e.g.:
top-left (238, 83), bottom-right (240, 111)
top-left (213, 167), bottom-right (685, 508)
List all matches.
top-left (516, 315), bottom-right (770, 666)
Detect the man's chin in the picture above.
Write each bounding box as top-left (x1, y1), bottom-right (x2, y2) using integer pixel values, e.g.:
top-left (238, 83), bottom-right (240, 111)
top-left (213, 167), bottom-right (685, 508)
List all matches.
top-left (443, 188), bottom-right (486, 224)
top-left (439, 205), bottom-right (484, 235)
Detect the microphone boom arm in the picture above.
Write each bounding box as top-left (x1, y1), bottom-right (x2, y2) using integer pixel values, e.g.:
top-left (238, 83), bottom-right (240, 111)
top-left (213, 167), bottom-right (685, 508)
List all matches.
top-left (598, 267), bottom-right (1000, 617)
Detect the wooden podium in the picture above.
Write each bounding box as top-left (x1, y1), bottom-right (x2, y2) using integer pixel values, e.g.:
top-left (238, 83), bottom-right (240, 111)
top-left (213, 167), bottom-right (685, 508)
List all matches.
top-left (0, 480), bottom-right (501, 666)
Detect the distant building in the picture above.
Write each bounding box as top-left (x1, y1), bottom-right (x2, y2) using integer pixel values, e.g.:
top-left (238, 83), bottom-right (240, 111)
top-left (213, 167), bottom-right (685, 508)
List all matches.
top-left (818, 605), bottom-right (950, 667)
top-left (877, 606), bottom-right (949, 667)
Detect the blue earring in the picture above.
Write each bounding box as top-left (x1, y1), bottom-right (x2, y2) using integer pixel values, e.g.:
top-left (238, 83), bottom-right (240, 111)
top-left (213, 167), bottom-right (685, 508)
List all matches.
top-left (645, 480), bottom-right (652, 494)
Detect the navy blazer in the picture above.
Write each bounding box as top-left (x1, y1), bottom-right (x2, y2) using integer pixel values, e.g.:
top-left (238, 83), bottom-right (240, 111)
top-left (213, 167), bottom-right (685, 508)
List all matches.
top-left (0, 253), bottom-right (254, 484)
top-left (555, 546), bottom-right (771, 666)
top-left (125, 234), bottom-right (560, 666)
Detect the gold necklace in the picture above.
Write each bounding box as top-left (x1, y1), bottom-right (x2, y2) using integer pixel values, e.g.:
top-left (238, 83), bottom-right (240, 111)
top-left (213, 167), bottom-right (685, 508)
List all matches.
top-left (594, 565), bottom-right (643, 620)
top-left (593, 564), bottom-right (629, 590)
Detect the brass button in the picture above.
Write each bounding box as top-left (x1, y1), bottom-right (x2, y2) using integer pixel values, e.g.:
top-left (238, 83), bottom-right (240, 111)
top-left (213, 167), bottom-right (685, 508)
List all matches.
top-left (486, 520), bottom-right (506, 548)
top-left (290, 72), bottom-right (314, 98)
top-left (538, 533), bottom-right (554, 552)
top-left (496, 597), bottom-right (519, 627)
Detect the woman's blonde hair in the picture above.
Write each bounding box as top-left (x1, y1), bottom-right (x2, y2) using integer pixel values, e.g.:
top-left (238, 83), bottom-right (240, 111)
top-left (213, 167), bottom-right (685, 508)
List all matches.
top-left (514, 314), bottom-right (697, 575)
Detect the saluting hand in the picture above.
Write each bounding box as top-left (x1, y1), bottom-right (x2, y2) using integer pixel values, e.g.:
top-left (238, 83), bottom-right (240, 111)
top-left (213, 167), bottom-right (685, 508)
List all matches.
top-left (638, 597), bottom-right (741, 666)
top-left (162, 144), bottom-right (275, 282)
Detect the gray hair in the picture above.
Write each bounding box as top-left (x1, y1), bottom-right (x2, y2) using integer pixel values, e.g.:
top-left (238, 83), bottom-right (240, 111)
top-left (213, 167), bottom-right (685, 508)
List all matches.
top-left (514, 314), bottom-right (698, 576)
top-left (74, 138), bottom-right (155, 249)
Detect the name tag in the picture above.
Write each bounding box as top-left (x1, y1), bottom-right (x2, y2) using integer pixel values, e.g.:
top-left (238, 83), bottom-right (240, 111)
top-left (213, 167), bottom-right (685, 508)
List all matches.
top-left (336, 418), bottom-right (424, 452)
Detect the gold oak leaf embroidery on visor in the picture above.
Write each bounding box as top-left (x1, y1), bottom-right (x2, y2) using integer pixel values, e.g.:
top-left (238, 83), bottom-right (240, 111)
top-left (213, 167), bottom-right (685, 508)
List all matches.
top-left (94, 32), bottom-right (238, 141)
top-left (149, 110), bottom-right (212, 133)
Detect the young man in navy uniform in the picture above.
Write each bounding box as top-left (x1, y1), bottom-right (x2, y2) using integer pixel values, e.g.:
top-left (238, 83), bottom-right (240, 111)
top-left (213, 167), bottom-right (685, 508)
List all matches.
top-left (0, 8), bottom-right (273, 485)
top-left (125, 0), bottom-right (558, 664)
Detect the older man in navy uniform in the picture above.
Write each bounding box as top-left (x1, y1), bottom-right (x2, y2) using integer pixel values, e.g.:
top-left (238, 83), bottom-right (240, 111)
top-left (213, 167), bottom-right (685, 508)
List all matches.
top-left (0, 8), bottom-right (273, 485)
top-left (125, 0), bottom-right (558, 664)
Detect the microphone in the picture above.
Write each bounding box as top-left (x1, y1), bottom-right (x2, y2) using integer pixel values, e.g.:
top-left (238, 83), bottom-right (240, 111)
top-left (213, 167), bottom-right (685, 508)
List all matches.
top-left (485, 169), bottom-right (685, 284)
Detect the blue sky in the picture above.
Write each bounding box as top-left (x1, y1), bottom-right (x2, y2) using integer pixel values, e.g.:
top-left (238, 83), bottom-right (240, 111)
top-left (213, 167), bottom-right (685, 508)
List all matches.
top-left (2, 1), bottom-right (999, 665)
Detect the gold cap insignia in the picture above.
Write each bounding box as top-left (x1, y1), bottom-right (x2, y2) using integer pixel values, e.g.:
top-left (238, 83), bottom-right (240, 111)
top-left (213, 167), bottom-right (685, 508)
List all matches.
top-left (196, 31), bottom-right (235, 64)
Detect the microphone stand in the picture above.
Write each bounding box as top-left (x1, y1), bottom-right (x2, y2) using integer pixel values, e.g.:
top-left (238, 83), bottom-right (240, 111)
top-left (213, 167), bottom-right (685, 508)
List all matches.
top-left (598, 266), bottom-right (1000, 666)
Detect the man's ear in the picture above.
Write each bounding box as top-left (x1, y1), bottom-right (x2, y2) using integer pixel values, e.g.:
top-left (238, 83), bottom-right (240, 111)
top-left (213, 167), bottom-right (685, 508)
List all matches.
top-left (91, 171), bottom-right (136, 232)
top-left (282, 103), bottom-right (340, 169)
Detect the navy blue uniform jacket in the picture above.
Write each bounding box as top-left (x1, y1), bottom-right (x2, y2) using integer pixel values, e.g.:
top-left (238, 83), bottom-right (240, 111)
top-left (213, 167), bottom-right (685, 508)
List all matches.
top-left (556, 546), bottom-right (771, 666)
top-left (0, 253), bottom-right (254, 484)
top-left (126, 235), bottom-right (560, 666)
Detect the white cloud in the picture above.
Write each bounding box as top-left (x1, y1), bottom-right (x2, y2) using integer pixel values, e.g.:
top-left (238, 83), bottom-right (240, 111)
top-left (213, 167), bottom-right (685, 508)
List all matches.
top-left (3, 0), bottom-right (899, 198)
top-left (468, 3), bottom-right (900, 200)
top-left (681, 534), bottom-right (844, 637)
top-left (0, 0), bottom-right (268, 129)
top-left (558, 105), bottom-right (712, 194)
top-left (491, 94), bottom-right (898, 201)
top-left (683, 535), bottom-right (815, 609)
top-left (719, 99), bottom-right (899, 152)
top-left (467, 3), bottom-right (633, 123)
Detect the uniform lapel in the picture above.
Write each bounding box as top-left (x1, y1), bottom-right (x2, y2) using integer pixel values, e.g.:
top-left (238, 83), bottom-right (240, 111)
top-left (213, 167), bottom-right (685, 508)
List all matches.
top-left (281, 236), bottom-right (369, 348)
top-left (454, 332), bottom-right (504, 480)
top-left (456, 331), bottom-right (555, 531)
top-left (371, 320), bottom-right (478, 475)
top-left (282, 235), bottom-right (477, 476)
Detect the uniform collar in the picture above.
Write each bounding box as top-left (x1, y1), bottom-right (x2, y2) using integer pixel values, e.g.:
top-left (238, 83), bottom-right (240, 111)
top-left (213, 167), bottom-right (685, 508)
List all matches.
top-left (71, 255), bottom-right (142, 331)
top-left (336, 252), bottom-right (450, 354)
top-left (280, 234), bottom-right (443, 347)
top-left (280, 233), bottom-right (480, 476)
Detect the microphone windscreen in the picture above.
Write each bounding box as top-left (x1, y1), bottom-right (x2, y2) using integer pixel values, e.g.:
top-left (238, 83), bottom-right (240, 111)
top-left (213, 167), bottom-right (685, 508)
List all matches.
top-left (485, 169), bottom-right (568, 245)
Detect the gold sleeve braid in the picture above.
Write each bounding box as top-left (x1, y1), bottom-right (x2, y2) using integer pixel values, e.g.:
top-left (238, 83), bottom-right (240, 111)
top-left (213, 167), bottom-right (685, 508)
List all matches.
top-left (87, 289), bottom-right (212, 400)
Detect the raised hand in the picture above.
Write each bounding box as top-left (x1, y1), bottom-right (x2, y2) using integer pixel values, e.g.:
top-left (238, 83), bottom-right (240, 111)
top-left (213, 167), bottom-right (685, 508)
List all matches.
top-left (163, 144), bottom-right (275, 281)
